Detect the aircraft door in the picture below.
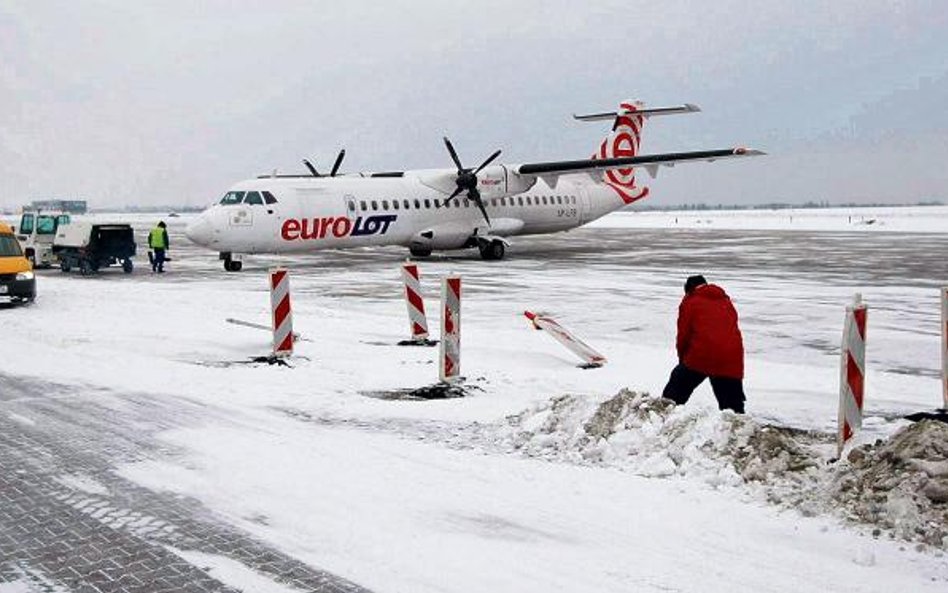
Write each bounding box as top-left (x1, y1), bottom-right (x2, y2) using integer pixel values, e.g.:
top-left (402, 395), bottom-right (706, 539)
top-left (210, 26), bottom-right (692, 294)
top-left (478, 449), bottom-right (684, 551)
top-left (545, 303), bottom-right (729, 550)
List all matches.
top-left (578, 186), bottom-right (592, 224)
top-left (344, 196), bottom-right (357, 218)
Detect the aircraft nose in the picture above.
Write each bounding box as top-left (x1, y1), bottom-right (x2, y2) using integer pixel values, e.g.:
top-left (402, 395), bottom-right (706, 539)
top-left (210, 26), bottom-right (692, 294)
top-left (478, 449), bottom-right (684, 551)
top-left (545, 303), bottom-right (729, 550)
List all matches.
top-left (185, 216), bottom-right (214, 246)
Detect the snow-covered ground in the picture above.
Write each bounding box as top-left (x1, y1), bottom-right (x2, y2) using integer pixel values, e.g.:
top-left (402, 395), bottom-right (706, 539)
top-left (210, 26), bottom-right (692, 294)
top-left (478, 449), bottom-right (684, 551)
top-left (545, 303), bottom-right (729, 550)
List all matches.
top-left (596, 205), bottom-right (948, 233)
top-left (1, 207), bottom-right (947, 592)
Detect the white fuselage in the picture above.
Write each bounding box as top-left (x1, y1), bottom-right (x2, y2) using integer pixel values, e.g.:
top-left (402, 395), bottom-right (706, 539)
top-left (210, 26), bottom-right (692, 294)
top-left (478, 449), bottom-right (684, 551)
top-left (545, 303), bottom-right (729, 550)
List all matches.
top-left (186, 169), bottom-right (625, 255)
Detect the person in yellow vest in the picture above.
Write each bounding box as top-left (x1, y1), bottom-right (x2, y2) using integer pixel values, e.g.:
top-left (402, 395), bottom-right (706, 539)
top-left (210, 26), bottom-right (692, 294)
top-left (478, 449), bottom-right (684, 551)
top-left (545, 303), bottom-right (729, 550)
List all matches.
top-left (148, 221), bottom-right (169, 273)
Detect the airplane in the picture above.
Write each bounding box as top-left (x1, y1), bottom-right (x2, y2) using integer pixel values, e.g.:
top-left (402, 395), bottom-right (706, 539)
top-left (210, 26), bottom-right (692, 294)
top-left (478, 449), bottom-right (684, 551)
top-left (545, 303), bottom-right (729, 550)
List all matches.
top-left (186, 100), bottom-right (763, 271)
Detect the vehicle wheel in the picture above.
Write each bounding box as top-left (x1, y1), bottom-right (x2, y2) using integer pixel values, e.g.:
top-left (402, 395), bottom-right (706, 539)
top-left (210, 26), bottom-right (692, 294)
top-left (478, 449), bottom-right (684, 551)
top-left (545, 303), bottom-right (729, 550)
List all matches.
top-left (60, 260), bottom-right (71, 273)
top-left (80, 259), bottom-right (93, 276)
top-left (28, 254), bottom-right (36, 267)
top-left (122, 259), bottom-right (133, 274)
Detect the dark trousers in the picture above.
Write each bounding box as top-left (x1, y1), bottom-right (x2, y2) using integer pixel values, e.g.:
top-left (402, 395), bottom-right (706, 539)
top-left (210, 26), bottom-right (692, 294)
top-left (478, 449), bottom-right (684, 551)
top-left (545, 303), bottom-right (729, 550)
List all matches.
top-left (152, 249), bottom-right (166, 272)
top-left (662, 363), bottom-right (745, 413)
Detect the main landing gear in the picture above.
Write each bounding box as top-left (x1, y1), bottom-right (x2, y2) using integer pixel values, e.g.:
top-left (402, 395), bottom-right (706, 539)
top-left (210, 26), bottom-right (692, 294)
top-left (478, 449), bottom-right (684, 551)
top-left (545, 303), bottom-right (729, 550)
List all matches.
top-left (220, 252), bottom-right (243, 272)
top-left (478, 239), bottom-right (505, 261)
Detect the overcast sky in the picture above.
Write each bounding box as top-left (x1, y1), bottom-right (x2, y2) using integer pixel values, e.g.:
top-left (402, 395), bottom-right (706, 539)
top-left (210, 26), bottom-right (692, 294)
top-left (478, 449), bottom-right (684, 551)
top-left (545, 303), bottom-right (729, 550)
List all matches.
top-left (2, 0), bottom-right (946, 209)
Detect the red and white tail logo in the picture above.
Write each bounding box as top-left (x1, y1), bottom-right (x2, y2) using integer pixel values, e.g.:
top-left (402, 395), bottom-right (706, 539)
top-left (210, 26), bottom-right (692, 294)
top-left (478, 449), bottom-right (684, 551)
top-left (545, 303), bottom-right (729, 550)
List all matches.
top-left (592, 100), bottom-right (650, 204)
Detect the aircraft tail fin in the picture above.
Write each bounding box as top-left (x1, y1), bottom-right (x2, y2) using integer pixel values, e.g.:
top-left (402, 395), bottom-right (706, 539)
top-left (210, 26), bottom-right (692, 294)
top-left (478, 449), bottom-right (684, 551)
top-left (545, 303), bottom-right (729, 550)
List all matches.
top-left (574, 101), bottom-right (700, 204)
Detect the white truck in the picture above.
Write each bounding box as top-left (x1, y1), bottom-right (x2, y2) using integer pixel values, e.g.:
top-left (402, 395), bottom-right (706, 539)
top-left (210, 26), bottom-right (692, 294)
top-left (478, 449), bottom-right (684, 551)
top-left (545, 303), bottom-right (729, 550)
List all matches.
top-left (15, 210), bottom-right (72, 268)
top-left (53, 220), bottom-right (136, 275)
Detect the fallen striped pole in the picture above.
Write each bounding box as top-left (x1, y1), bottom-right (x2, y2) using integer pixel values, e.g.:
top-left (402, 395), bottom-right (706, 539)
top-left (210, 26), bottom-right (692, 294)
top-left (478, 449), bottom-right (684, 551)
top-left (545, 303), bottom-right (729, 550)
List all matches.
top-left (270, 268), bottom-right (293, 357)
top-left (838, 293), bottom-right (867, 457)
top-left (401, 261), bottom-right (430, 342)
top-left (524, 311), bottom-right (607, 368)
top-left (942, 286), bottom-right (947, 409)
top-left (439, 276), bottom-right (461, 383)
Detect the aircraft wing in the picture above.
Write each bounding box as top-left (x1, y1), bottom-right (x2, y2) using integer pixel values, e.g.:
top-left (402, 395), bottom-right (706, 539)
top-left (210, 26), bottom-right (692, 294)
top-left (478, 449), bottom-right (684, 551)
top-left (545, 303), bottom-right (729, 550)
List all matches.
top-left (516, 147), bottom-right (764, 180)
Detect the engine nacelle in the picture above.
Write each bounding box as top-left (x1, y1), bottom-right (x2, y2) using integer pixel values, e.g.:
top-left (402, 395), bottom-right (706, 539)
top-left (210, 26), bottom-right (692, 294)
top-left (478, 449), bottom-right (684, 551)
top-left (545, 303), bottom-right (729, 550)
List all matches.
top-left (417, 166), bottom-right (537, 201)
top-left (473, 165), bottom-right (536, 200)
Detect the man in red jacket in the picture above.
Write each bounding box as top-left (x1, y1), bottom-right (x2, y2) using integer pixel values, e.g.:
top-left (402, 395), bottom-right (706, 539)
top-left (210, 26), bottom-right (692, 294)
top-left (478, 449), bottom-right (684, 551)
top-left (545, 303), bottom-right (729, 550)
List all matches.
top-left (662, 275), bottom-right (746, 413)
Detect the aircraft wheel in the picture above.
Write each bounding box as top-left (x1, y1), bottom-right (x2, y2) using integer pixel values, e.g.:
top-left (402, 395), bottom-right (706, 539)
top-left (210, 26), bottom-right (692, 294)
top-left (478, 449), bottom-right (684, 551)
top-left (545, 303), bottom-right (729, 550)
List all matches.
top-left (224, 259), bottom-right (243, 272)
top-left (480, 240), bottom-right (505, 261)
top-left (409, 245), bottom-right (432, 258)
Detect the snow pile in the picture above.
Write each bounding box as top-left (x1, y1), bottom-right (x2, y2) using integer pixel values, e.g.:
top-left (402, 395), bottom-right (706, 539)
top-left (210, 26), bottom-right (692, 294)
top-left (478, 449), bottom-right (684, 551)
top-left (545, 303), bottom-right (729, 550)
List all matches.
top-left (499, 389), bottom-right (824, 490)
top-left (831, 420), bottom-right (948, 548)
top-left (500, 390), bottom-right (948, 549)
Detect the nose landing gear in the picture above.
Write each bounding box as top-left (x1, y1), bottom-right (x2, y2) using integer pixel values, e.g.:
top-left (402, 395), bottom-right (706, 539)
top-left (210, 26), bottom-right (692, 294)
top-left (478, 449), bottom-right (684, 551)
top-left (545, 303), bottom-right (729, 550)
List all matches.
top-left (220, 252), bottom-right (243, 272)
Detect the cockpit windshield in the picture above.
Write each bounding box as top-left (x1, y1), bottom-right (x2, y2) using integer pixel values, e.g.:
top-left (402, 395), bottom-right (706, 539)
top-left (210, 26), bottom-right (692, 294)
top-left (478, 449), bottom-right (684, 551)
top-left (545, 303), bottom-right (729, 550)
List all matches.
top-left (219, 190), bottom-right (278, 206)
top-left (219, 191), bottom-right (246, 205)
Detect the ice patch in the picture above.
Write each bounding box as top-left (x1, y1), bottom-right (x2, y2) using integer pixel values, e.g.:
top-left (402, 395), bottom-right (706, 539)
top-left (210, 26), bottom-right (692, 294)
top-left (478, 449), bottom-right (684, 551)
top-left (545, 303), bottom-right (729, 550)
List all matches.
top-left (6, 412), bottom-right (36, 426)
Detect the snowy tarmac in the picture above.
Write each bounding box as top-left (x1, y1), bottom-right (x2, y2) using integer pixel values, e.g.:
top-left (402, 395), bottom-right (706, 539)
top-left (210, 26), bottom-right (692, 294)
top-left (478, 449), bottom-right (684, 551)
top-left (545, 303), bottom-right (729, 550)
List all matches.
top-left (1, 208), bottom-right (947, 592)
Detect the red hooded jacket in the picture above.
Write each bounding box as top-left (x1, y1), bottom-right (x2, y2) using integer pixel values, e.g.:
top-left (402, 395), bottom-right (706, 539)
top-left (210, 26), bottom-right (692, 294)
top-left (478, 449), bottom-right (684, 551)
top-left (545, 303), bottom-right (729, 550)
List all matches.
top-left (676, 284), bottom-right (744, 379)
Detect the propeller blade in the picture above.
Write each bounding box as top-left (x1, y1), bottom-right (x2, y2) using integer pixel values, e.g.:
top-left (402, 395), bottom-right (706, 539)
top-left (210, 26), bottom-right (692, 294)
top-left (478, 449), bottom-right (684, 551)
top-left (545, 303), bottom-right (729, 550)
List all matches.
top-left (302, 159), bottom-right (320, 177)
top-left (330, 149), bottom-right (346, 177)
top-left (473, 149), bottom-right (502, 175)
top-left (443, 136), bottom-right (464, 172)
top-left (469, 188), bottom-right (491, 226)
top-left (448, 186), bottom-right (464, 201)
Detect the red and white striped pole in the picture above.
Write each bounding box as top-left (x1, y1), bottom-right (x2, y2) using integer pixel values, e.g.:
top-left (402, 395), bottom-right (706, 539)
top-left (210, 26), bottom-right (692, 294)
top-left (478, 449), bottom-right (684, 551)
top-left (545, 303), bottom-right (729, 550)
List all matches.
top-left (838, 293), bottom-right (867, 457)
top-left (401, 261), bottom-right (429, 342)
top-left (270, 268), bottom-right (293, 357)
top-left (439, 276), bottom-right (461, 383)
top-left (941, 286), bottom-right (947, 410)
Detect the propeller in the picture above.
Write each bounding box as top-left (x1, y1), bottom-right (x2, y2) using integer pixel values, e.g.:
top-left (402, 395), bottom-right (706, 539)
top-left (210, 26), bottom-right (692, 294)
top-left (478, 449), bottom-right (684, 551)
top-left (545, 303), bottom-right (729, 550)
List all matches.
top-left (302, 149), bottom-right (347, 177)
top-left (442, 137), bottom-right (501, 225)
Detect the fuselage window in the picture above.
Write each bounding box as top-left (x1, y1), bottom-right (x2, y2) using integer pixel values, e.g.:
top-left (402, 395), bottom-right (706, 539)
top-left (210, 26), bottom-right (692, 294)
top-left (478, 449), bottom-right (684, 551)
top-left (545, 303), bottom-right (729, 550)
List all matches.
top-left (434, 199), bottom-right (441, 208)
top-left (403, 199), bottom-right (410, 210)
top-left (371, 200), bottom-right (379, 211)
top-left (245, 191), bottom-right (264, 205)
top-left (571, 196), bottom-right (576, 204)
top-left (500, 198), bottom-right (506, 207)
top-left (463, 199), bottom-right (470, 208)
top-left (526, 197), bottom-right (532, 206)
top-left (393, 200), bottom-right (400, 210)
top-left (424, 199), bottom-right (431, 208)
top-left (263, 191), bottom-right (278, 204)
top-left (444, 200), bottom-right (451, 208)
top-left (382, 200), bottom-right (389, 210)
top-left (360, 200), bottom-right (367, 211)
top-left (220, 191), bottom-right (245, 205)
top-left (347, 200), bottom-right (356, 212)
top-left (414, 199), bottom-right (421, 209)
top-left (517, 197), bottom-right (524, 206)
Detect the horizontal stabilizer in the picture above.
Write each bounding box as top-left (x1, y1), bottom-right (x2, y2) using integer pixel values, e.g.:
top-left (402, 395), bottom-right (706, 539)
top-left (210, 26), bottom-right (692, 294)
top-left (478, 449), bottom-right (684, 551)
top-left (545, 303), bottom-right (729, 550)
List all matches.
top-left (573, 103), bottom-right (700, 122)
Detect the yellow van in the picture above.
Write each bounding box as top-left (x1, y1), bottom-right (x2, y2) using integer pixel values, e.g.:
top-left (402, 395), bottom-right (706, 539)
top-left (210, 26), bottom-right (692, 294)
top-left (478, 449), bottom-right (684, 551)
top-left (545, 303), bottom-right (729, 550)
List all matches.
top-left (0, 222), bottom-right (36, 303)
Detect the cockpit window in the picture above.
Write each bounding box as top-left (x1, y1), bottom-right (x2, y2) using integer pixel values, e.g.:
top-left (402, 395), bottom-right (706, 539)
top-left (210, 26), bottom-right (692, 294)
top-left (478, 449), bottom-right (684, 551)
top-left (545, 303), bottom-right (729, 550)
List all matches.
top-left (220, 191), bottom-right (245, 205)
top-left (244, 191), bottom-right (264, 205)
top-left (263, 191), bottom-right (278, 204)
